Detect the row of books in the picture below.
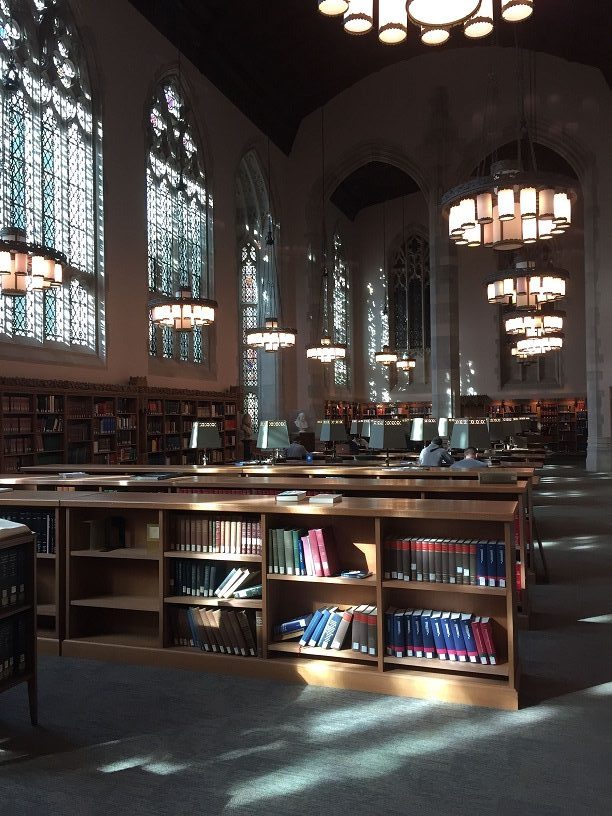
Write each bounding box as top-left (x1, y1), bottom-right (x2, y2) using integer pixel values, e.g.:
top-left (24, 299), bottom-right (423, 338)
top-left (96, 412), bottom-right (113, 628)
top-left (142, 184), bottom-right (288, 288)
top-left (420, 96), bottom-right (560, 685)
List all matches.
top-left (268, 527), bottom-right (340, 577)
top-left (95, 417), bottom-right (116, 433)
top-left (39, 416), bottom-right (63, 432)
top-left (169, 606), bottom-right (261, 656)
top-left (0, 615), bottom-right (27, 681)
top-left (2, 396), bottom-right (31, 413)
top-left (3, 438), bottom-right (33, 454)
top-left (37, 395), bottom-right (63, 413)
top-left (169, 561), bottom-right (262, 599)
top-left (0, 510), bottom-right (56, 554)
top-left (385, 608), bottom-right (499, 664)
top-left (383, 537), bottom-right (506, 588)
top-left (0, 546), bottom-right (27, 608)
top-left (171, 514), bottom-right (263, 555)
top-left (274, 605), bottom-right (377, 655)
top-left (3, 417), bottom-right (32, 433)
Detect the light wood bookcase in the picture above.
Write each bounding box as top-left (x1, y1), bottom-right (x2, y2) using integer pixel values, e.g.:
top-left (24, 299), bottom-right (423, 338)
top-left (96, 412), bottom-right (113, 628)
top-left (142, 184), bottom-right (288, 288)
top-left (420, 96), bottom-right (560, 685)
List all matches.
top-left (14, 491), bottom-right (522, 710)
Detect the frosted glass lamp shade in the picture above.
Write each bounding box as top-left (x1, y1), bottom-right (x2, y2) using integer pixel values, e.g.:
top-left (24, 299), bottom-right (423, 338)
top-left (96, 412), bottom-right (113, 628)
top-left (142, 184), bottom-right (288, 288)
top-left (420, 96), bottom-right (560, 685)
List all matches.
top-left (344, 0), bottom-right (374, 34)
top-left (318, 0), bottom-right (349, 16)
top-left (408, 0), bottom-right (480, 27)
top-left (501, 0), bottom-right (534, 23)
top-left (378, 0), bottom-right (408, 43)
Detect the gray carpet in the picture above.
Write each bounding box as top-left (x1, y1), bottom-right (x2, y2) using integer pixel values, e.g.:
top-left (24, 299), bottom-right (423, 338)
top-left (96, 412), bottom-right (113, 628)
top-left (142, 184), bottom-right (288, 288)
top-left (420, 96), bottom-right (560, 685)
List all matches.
top-left (1, 463), bottom-right (612, 816)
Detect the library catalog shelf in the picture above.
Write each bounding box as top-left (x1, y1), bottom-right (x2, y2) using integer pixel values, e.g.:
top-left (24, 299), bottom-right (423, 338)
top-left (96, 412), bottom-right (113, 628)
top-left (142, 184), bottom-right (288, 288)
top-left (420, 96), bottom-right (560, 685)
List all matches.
top-left (268, 574), bottom-right (377, 586)
top-left (71, 548), bottom-right (159, 561)
top-left (164, 596), bottom-right (263, 610)
top-left (384, 655), bottom-right (509, 677)
top-left (268, 641), bottom-right (378, 664)
top-left (70, 595), bottom-right (159, 613)
top-left (164, 551), bottom-right (262, 563)
top-left (382, 580), bottom-right (507, 596)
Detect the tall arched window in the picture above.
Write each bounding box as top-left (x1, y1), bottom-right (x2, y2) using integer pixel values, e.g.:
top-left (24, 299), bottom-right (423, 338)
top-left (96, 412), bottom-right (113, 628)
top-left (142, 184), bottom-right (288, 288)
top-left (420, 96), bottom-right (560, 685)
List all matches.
top-left (236, 149), bottom-right (279, 429)
top-left (0, 0), bottom-right (103, 351)
top-left (390, 232), bottom-right (431, 354)
top-left (332, 232), bottom-right (350, 388)
top-left (147, 75), bottom-right (211, 365)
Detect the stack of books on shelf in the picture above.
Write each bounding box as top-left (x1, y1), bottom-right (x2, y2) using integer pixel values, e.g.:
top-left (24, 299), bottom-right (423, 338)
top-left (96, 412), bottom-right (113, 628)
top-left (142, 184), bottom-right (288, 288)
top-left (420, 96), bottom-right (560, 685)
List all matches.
top-left (0, 545), bottom-right (27, 607)
top-left (170, 514), bottom-right (262, 555)
top-left (273, 604), bottom-right (377, 656)
top-left (0, 614), bottom-right (27, 680)
top-left (0, 510), bottom-right (55, 554)
top-left (384, 536), bottom-right (506, 587)
top-left (268, 526), bottom-right (344, 577)
top-left (169, 561), bottom-right (262, 599)
top-left (169, 606), bottom-right (262, 657)
top-left (384, 608), bottom-right (498, 665)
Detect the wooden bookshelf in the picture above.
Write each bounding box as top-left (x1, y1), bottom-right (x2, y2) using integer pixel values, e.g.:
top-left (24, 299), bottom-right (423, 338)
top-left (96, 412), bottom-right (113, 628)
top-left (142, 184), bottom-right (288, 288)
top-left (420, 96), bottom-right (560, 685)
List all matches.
top-left (487, 397), bottom-right (587, 454)
top-left (0, 520), bottom-right (37, 724)
top-left (39, 491), bottom-right (521, 709)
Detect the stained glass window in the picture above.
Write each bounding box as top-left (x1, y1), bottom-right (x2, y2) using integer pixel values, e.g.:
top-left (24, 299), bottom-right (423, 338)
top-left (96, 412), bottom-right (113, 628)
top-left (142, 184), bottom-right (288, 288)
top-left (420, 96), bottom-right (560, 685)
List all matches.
top-left (390, 234), bottom-right (431, 353)
top-left (0, 0), bottom-right (102, 351)
top-left (147, 76), bottom-right (211, 364)
top-left (332, 233), bottom-right (350, 388)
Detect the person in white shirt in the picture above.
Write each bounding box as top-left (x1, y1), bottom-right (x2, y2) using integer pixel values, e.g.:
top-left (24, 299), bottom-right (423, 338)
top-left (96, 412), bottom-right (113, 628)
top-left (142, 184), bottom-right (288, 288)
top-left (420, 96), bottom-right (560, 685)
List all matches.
top-left (418, 437), bottom-right (454, 467)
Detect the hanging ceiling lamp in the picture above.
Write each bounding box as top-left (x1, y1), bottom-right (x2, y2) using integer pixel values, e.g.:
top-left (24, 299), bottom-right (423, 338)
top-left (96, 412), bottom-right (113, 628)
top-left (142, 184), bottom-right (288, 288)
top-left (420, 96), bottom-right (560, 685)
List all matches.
top-left (504, 306), bottom-right (565, 337)
top-left (0, 59), bottom-right (67, 298)
top-left (150, 287), bottom-right (216, 331)
top-left (320, 0), bottom-right (534, 46)
top-left (306, 108), bottom-right (346, 364)
top-left (375, 201), bottom-right (397, 366)
top-left (246, 140), bottom-right (296, 352)
top-left (510, 332), bottom-right (563, 359)
top-left (396, 354), bottom-right (416, 371)
top-left (485, 259), bottom-right (568, 307)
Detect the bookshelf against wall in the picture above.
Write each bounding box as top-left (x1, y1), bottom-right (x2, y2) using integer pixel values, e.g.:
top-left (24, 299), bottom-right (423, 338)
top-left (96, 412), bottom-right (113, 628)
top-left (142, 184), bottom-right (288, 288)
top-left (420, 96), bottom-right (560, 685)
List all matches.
top-left (325, 400), bottom-right (433, 426)
top-left (0, 518), bottom-right (37, 724)
top-left (54, 492), bottom-right (519, 710)
top-left (0, 379), bottom-right (239, 471)
top-left (487, 398), bottom-right (587, 454)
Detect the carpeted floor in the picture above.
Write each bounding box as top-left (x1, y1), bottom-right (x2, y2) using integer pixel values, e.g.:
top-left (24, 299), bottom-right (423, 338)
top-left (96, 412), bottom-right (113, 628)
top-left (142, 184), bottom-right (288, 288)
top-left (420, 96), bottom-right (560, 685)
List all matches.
top-left (1, 463), bottom-right (611, 816)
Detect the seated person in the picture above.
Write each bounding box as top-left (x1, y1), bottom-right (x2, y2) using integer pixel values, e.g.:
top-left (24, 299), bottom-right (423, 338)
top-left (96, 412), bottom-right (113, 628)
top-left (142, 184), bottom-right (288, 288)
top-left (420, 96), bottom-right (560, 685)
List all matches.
top-left (285, 440), bottom-right (309, 460)
top-left (418, 436), bottom-right (454, 467)
top-left (348, 434), bottom-right (368, 454)
top-left (450, 446), bottom-right (488, 470)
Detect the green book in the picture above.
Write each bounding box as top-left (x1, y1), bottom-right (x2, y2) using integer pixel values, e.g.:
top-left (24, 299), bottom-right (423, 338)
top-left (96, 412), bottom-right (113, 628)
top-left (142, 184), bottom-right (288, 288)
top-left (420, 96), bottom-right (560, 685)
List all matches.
top-left (233, 583), bottom-right (263, 599)
top-left (277, 529), bottom-right (286, 575)
top-left (268, 529), bottom-right (276, 574)
top-left (283, 530), bottom-right (295, 575)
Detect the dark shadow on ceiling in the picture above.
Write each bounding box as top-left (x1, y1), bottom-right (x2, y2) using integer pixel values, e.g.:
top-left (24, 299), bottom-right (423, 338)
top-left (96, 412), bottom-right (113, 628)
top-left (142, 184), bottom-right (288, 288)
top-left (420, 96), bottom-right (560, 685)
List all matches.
top-left (330, 161), bottom-right (421, 221)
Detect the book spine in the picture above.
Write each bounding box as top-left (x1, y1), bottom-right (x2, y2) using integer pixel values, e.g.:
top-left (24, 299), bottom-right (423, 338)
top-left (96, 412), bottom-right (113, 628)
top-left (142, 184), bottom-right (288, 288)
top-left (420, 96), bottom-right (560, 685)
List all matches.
top-left (479, 617), bottom-right (497, 665)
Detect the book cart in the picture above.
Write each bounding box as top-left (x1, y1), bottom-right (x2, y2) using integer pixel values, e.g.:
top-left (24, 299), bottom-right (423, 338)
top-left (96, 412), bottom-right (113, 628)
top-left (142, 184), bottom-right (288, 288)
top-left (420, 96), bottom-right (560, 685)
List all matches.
top-left (47, 492), bottom-right (520, 710)
top-left (0, 518), bottom-right (37, 724)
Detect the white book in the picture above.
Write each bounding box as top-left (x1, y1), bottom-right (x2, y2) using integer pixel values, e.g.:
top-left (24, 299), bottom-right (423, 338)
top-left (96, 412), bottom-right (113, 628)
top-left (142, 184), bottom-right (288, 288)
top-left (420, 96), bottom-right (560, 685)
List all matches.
top-left (309, 493), bottom-right (343, 504)
top-left (331, 608), bottom-right (355, 650)
top-left (213, 567), bottom-right (239, 597)
top-left (219, 569), bottom-right (248, 599)
top-left (276, 490), bottom-right (308, 503)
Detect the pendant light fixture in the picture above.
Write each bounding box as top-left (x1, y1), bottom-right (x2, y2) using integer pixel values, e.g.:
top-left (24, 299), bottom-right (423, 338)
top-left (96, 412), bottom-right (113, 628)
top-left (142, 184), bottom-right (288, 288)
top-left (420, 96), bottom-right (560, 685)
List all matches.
top-left (149, 51), bottom-right (217, 331)
top-left (375, 201), bottom-right (397, 367)
top-left (320, 0), bottom-right (534, 46)
top-left (485, 259), bottom-right (568, 307)
top-left (306, 107), bottom-right (346, 365)
top-left (0, 51), bottom-right (67, 298)
top-left (395, 197), bottom-right (416, 375)
top-left (246, 139), bottom-right (296, 352)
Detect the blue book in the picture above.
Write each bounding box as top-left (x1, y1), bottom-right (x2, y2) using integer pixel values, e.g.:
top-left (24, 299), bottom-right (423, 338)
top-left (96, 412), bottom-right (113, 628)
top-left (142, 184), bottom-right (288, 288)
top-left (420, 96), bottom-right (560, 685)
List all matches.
top-left (411, 609), bottom-right (424, 657)
top-left (392, 608), bottom-right (405, 657)
top-left (460, 613), bottom-right (479, 663)
top-left (299, 608), bottom-right (324, 647)
top-left (496, 540), bottom-right (506, 587)
top-left (476, 540), bottom-right (488, 586)
top-left (318, 611), bottom-right (343, 648)
top-left (441, 612), bottom-right (456, 661)
top-left (403, 609), bottom-right (414, 657)
top-left (385, 607), bottom-right (396, 656)
top-left (309, 608), bottom-right (333, 646)
top-left (420, 610), bottom-right (435, 658)
top-left (185, 607), bottom-right (199, 648)
top-left (430, 611), bottom-right (447, 660)
top-left (274, 613), bottom-right (313, 636)
top-left (486, 541), bottom-right (497, 587)
top-left (295, 529), bottom-right (307, 576)
top-left (450, 612), bottom-right (468, 662)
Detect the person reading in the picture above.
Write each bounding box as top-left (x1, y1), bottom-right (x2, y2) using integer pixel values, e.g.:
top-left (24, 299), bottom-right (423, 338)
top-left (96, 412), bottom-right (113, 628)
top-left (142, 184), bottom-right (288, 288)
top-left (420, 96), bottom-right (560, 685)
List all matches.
top-left (450, 446), bottom-right (488, 470)
top-left (418, 436), bottom-right (454, 467)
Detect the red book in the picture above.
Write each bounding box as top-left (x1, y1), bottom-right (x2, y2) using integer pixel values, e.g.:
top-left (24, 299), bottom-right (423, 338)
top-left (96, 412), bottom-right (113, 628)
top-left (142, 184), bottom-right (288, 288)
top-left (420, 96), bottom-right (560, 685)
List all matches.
top-left (307, 529), bottom-right (324, 577)
top-left (479, 616), bottom-right (497, 665)
top-left (395, 538), bottom-right (404, 580)
top-left (401, 538), bottom-right (411, 582)
top-left (314, 527), bottom-right (340, 577)
top-left (471, 617), bottom-right (488, 665)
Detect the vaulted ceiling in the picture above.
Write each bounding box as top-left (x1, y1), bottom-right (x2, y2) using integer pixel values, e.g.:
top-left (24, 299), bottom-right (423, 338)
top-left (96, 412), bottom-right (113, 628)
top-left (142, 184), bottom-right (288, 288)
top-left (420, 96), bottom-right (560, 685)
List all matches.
top-left (128, 1), bottom-right (611, 155)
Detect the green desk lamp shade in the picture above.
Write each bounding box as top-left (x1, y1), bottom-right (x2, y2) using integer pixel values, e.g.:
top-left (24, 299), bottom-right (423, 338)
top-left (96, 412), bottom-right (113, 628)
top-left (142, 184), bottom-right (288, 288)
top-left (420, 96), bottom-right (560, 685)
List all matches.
top-left (257, 420), bottom-right (290, 450)
top-left (410, 417), bottom-right (439, 442)
top-left (437, 418), bottom-right (455, 439)
top-left (350, 420), bottom-right (372, 438)
top-left (368, 419), bottom-right (410, 451)
top-left (318, 419), bottom-right (348, 443)
top-left (189, 421), bottom-right (222, 450)
top-left (487, 418), bottom-right (505, 442)
top-left (449, 419), bottom-right (491, 451)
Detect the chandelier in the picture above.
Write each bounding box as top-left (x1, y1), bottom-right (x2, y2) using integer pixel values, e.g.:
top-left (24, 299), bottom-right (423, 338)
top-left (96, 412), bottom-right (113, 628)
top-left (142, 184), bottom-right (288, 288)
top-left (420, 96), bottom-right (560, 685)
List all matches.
top-left (150, 286), bottom-right (216, 331)
top-left (247, 317), bottom-right (296, 352)
top-left (396, 353), bottom-right (416, 371)
top-left (375, 344), bottom-right (398, 366)
top-left (485, 260), bottom-right (568, 307)
top-left (510, 332), bottom-right (563, 359)
top-left (306, 107), bottom-right (346, 364)
top-left (504, 306), bottom-right (565, 337)
top-left (318, 1), bottom-right (534, 46)
top-left (442, 161), bottom-right (574, 251)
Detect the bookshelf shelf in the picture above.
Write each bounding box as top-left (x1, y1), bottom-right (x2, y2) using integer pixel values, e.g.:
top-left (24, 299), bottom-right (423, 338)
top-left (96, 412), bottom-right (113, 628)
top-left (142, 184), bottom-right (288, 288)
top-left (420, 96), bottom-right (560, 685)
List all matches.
top-left (164, 551), bottom-right (262, 562)
top-left (0, 603), bottom-right (32, 622)
top-left (36, 553), bottom-right (56, 560)
top-left (71, 548), bottom-right (159, 560)
top-left (164, 596), bottom-right (263, 609)
top-left (382, 580), bottom-right (507, 596)
top-left (384, 655), bottom-right (509, 676)
top-left (268, 574), bottom-right (377, 586)
top-left (268, 641), bottom-right (378, 663)
top-left (36, 603), bottom-right (56, 617)
top-left (66, 633), bottom-right (159, 649)
top-left (71, 595), bottom-right (159, 612)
